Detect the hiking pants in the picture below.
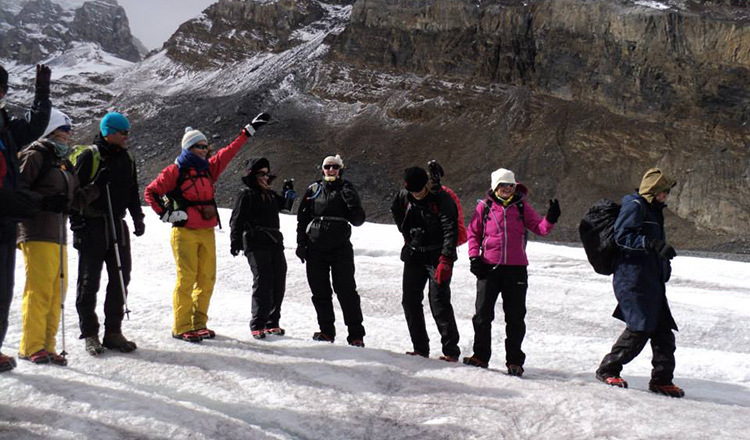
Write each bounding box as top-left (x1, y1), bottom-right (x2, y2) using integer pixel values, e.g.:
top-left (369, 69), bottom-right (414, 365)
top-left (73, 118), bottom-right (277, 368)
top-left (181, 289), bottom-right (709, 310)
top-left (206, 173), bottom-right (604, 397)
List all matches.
top-left (305, 244), bottom-right (365, 342)
top-left (402, 260), bottom-right (460, 358)
top-left (597, 312), bottom-right (677, 384)
top-left (170, 227), bottom-right (216, 335)
top-left (0, 234), bottom-right (17, 351)
top-left (471, 265), bottom-right (527, 366)
top-left (19, 242), bottom-right (67, 357)
top-left (246, 246), bottom-right (287, 331)
top-left (75, 217), bottom-right (131, 338)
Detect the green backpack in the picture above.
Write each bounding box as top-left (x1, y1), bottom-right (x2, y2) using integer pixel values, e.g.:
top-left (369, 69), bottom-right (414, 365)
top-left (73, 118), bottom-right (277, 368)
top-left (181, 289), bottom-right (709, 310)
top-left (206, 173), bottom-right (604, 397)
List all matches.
top-left (68, 145), bottom-right (101, 181)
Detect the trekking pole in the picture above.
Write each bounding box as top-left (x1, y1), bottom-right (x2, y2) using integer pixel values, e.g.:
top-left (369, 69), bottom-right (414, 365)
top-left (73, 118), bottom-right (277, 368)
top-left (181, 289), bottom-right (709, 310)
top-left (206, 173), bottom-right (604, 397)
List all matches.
top-left (105, 183), bottom-right (131, 320)
top-left (59, 212), bottom-right (68, 358)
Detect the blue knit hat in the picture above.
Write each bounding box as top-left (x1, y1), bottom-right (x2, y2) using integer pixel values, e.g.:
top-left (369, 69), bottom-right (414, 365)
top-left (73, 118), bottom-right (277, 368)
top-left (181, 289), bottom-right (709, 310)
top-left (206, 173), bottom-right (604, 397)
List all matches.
top-left (100, 112), bottom-right (131, 137)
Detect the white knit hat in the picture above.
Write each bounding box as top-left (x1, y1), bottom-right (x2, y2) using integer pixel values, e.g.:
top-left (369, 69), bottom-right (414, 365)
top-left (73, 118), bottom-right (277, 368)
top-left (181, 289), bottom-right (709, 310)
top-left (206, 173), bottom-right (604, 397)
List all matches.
top-left (181, 127), bottom-right (208, 150)
top-left (321, 154), bottom-right (344, 169)
top-left (491, 168), bottom-right (516, 190)
top-left (42, 108), bottom-right (72, 138)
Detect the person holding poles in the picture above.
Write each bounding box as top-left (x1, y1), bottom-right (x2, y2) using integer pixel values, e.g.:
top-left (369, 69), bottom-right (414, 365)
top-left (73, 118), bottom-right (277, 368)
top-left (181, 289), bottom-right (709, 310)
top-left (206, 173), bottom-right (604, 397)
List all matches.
top-left (16, 109), bottom-right (97, 365)
top-left (71, 112), bottom-right (145, 356)
top-left (145, 114), bottom-right (270, 343)
top-left (0, 64), bottom-right (52, 372)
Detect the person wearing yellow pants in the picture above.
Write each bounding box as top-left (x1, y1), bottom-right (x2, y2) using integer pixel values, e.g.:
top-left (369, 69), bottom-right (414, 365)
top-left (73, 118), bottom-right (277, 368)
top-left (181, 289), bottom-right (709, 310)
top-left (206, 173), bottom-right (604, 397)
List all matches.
top-left (145, 114), bottom-right (269, 342)
top-left (18, 242), bottom-right (67, 364)
top-left (170, 227), bottom-right (216, 336)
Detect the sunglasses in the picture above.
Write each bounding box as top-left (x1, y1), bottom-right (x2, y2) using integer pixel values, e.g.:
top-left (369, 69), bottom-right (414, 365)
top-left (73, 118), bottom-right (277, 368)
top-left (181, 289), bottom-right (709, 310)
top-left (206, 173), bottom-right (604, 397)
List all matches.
top-left (256, 171), bottom-right (276, 178)
top-left (118, 130), bottom-right (130, 136)
top-left (323, 164), bottom-right (341, 170)
top-left (496, 182), bottom-right (516, 189)
top-left (192, 143), bottom-right (209, 150)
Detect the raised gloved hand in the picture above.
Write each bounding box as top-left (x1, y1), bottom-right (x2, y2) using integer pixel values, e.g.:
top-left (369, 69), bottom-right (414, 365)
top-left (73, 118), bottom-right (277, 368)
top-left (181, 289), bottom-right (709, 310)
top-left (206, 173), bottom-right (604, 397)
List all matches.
top-left (230, 241), bottom-right (243, 257)
top-left (341, 184), bottom-right (360, 206)
top-left (243, 112), bottom-right (271, 137)
top-left (295, 245), bottom-right (307, 264)
top-left (546, 198), bottom-right (561, 224)
top-left (160, 209), bottom-right (188, 224)
top-left (648, 239), bottom-right (677, 260)
top-left (133, 218), bottom-right (145, 236)
top-left (282, 178), bottom-right (294, 193)
top-left (436, 255), bottom-right (453, 286)
top-left (469, 257), bottom-right (489, 279)
top-left (35, 64), bottom-right (51, 98)
top-left (40, 193), bottom-right (68, 213)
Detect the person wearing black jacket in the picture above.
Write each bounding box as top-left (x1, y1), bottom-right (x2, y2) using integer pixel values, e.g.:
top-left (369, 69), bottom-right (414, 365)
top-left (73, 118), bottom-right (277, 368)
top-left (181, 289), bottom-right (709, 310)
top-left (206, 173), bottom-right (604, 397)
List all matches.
top-left (391, 166), bottom-right (460, 362)
top-left (230, 157), bottom-right (296, 339)
top-left (0, 64), bottom-right (51, 373)
top-left (71, 112), bottom-right (145, 356)
top-left (296, 154), bottom-right (366, 347)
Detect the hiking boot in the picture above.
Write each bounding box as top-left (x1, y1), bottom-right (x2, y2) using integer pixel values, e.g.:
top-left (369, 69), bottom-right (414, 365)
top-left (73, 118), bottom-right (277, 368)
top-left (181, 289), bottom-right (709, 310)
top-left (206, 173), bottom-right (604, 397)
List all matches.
top-left (405, 351), bottom-right (429, 358)
top-left (49, 353), bottom-right (68, 367)
top-left (507, 364), bottom-right (525, 377)
top-left (85, 335), bottom-right (105, 356)
top-left (463, 355), bottom-right (489, 369)
top-left (172, 331), bottom-right (203, 343)
top-left (195, 328), bottom-right (216, 339)
top-left (439, 355), bottom-right (459, 363)
top-left (251, 330), bottom-right (266, 340)
top-left (349, 339), bottom-right (365, 348)
top-left (596, 373), bottom-right (628, 388)
top-left (649, 382), bottom-right (685, 398)
top-left (103, 333), bottom-right (137, 353)
top-left (312, 332), bottom-right (334, 343)
top-left (19, 349), bottom-right (51, 364)
top-left (0, 352), bottom-right (17, 372)
top-left (264, 327), bottom-right (285, 336)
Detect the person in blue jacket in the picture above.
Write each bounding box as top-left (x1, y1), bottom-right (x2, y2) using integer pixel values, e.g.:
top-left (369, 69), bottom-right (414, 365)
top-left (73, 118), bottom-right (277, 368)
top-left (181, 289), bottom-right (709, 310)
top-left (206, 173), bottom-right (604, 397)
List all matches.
top-left (596, 168), bottom-right (684, 398)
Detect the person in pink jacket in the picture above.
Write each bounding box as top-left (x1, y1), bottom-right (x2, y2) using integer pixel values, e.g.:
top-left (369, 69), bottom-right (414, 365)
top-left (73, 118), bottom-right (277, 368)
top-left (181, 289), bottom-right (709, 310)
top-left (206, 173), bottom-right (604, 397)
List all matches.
top-left (144, 113), bottom-right (269, 342)
top-left (462, 168), bottom-right (560, 376)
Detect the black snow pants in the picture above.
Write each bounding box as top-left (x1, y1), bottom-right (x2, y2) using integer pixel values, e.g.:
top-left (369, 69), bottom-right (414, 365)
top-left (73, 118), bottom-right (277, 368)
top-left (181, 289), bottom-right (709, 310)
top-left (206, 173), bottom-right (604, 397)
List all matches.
top-left (246, 246), bottom-right (287, 331)
top-left (402, 259), bottom-right (460, 358)
top-left (471, 265), bottom-right (528, 366)
top-left (0, 229), bottom-right (17, 351)
top-left (597, 307), bottom-right (677, 385)
top-left (74, 217), bottom-right (131, 338)
top-left (305, 244), bottom-right (365, 343)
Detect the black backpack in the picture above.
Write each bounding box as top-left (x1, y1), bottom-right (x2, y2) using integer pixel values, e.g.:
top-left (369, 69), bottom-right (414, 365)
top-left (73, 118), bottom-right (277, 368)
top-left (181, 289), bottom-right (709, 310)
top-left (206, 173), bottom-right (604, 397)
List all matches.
top-left (579, 199), bottom-right (621, 275)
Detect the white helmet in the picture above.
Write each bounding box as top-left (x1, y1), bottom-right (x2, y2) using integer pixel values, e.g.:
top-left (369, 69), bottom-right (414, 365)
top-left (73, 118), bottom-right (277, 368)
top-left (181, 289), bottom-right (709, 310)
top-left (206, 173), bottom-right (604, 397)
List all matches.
top-left (42, 108), bottom-right (73, 138)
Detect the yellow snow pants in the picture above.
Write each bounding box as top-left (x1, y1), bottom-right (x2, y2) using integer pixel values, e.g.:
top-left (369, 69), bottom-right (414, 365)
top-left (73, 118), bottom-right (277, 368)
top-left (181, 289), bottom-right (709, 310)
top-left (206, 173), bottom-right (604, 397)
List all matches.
top-left (170, 227), bottom-right (216, 335)
top-left (19, 241), bottom-right (67, 357)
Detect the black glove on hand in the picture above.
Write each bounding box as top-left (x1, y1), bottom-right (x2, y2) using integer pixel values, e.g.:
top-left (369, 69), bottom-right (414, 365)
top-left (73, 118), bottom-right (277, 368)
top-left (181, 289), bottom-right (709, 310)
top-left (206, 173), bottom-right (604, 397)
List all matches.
top-left (546, 198), bottom-right (561, 224)
top-left (469, 257), bottom-right (490, 279)
top-left (230, 241), bottom-right (243, 257)
top-left (295, 246), bottom-right (306, 264)
top-left (133, 218), bottom-right (146, 237)
top-left (35, 64), bottom-right (51, 98)
top-left (282, 178), bottom-right (294, 193)
top-left (648, 239), bottom-right (677, 260)
top-left (243, 112), bottom-right (271, 136)
top-left (40, 193), bottom-right (68, 213)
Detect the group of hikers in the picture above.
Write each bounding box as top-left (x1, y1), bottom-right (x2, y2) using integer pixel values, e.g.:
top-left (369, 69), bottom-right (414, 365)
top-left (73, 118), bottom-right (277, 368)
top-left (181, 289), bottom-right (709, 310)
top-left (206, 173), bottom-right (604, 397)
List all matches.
top-left (0, 65), bottom-right (685, 398)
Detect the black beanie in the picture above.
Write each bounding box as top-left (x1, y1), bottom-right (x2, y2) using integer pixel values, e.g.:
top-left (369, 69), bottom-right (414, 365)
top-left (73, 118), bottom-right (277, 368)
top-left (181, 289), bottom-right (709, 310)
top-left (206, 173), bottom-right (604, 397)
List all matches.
top-left (0, 66), bottom-right (8, 94)
top-left (403, 167), bottom-right (428, 192)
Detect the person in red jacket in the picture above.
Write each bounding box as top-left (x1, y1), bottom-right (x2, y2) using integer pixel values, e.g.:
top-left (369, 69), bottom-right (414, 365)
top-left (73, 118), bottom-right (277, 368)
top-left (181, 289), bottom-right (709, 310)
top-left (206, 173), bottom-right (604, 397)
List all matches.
top-left (145, 113), bottom-right (270, 342)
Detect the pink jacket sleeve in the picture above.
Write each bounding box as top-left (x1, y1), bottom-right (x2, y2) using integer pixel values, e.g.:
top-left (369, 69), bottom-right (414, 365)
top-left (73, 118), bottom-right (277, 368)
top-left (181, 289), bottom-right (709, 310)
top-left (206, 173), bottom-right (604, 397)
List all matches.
top-left (522, 202), bottom-right (555, 236)
top-left (208, 131), bottom-right (249, 182)
top-left (466, 202), bottom-right (486, 258)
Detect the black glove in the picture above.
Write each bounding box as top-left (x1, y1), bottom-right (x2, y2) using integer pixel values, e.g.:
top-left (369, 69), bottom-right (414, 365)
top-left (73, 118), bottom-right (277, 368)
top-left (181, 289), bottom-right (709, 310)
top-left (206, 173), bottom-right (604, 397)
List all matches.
top-left (230, 241), bottom-right (243, 257)
top-left (546, 198), bottom-right (561, 224)
top-left (295, 246), bottom-right (306, 264)
top-left (243, 112), bottom-right (271, 136)
top-left (282, 178), bottom-right (294, 193)
top-left (40, 193), bottom-right (68, 213)
top-left (35, 64), bottom-right (51, 98)
top-left (427, 160), bottom-right (444, 192)
top-left (133, 218), bottom-right (145, 236)
top-left (469, 257), bottom-right (490, 279)
top-left (341, 184), bottom-right (360, 206)
top-left (648, 239), bottom-right (677, 260)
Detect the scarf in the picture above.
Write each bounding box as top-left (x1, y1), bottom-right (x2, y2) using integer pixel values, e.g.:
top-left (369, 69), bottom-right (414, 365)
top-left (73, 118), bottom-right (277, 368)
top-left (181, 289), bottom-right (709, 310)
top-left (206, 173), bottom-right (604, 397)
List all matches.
top-left (175, 149), bottom-right (209, 172)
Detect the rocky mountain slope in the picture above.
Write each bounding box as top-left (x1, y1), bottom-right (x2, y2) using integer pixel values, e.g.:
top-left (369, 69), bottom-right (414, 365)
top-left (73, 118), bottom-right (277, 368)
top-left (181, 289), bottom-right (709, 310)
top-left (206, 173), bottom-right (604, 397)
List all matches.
top-left (2, 0), bottom-right (749, 252)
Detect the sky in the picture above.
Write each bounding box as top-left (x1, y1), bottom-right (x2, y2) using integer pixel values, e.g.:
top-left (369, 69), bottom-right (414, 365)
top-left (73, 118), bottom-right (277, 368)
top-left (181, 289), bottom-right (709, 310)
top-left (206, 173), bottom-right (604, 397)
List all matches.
top-left (1, 209), bottom-right (748, 439)
top-left (117, 0), bottom-right (216, 50)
